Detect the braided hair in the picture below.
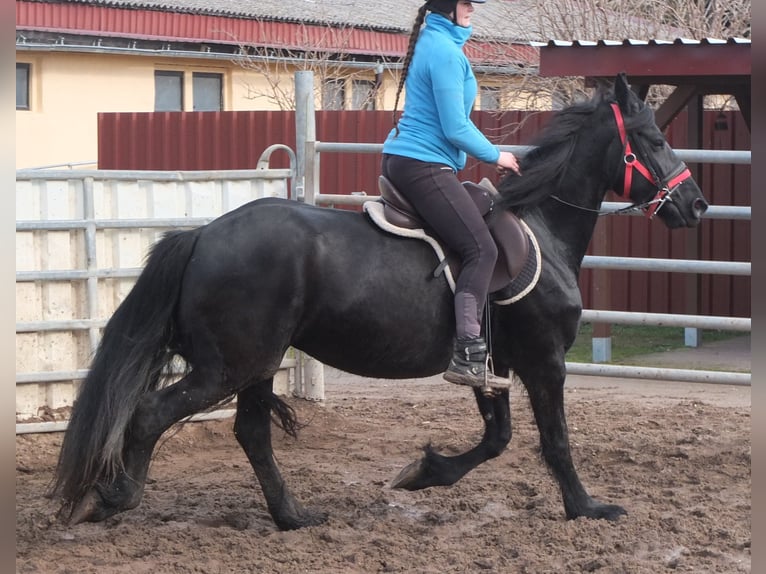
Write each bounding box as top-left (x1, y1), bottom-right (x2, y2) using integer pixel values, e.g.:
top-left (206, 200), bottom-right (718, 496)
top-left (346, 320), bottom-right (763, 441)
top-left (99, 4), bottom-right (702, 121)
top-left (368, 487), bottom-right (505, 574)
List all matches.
top-left (391, 3), bottom-right (429, 136)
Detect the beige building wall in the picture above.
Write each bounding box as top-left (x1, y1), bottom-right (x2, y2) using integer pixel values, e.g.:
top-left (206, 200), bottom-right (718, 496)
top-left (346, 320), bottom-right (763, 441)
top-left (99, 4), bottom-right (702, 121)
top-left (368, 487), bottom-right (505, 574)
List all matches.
top-left (15, 51), bottom-right (291, 169)
top-left (16, 48), bottom-right (521, 169)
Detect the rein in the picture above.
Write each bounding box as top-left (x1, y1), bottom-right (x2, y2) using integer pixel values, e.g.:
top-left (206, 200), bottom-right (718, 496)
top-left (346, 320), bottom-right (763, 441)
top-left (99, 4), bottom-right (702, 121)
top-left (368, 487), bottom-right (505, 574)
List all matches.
top-left (550, 103), bottom-right (692, 218)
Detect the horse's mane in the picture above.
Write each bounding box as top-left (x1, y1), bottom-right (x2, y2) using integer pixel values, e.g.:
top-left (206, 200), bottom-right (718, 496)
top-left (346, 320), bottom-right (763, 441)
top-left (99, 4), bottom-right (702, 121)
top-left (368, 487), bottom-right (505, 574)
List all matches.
top-left (495, 88), bottom-right (655, 212)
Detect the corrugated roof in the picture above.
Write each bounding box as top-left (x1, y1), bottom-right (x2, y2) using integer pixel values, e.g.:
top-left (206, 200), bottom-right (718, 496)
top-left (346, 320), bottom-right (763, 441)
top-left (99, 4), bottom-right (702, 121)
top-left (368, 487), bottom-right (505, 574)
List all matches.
top-left (15, 0), bottom-right (539, 63)
top-left (30, 0), bottom-right (540, 40)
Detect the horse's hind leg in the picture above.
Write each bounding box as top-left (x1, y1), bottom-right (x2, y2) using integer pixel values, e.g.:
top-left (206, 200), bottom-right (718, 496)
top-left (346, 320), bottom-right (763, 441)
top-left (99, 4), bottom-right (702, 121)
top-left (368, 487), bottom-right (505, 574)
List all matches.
top-left (523, 369), bottom-right (627, 521)
top-left (69, 367), bottom-right (235, 524)
top-left (234, 382), bottom-right (327, 530)
top-left (392, 388), bottom-right (511, 489)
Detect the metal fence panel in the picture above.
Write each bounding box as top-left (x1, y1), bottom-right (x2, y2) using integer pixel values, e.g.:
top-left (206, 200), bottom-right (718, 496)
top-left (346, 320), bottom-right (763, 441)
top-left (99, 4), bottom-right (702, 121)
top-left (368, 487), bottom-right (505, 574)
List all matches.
top-left (16, 161), bottom-right (294, 430)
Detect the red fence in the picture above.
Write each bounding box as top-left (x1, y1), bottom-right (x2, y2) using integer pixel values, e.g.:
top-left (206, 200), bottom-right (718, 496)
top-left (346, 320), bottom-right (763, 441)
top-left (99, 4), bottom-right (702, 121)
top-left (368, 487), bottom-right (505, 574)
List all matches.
top-left (98, 109), bottom-right (750, 318)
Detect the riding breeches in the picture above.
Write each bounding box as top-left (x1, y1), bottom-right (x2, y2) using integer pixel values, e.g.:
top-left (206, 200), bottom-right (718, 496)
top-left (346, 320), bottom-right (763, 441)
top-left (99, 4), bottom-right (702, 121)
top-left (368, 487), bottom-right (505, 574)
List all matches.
top-left (381, 154), bottom-right (498, 339)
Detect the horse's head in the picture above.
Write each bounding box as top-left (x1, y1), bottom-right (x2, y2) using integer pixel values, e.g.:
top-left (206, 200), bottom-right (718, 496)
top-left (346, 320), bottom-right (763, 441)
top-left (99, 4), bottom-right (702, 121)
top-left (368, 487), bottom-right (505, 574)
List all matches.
top-left (610, 73), bottom-right (708, 228)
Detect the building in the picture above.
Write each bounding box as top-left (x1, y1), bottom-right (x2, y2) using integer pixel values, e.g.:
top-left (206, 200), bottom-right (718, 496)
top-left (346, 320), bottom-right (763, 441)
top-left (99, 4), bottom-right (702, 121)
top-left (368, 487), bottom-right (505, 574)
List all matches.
top-left (15, 0), bottom-right (538, 168)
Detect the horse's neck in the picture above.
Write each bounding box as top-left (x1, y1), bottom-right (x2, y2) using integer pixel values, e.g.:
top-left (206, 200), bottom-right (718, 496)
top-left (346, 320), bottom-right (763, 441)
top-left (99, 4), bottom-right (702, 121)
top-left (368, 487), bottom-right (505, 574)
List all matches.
top-left (536, 175), bottom-right (610, 267)
top-left (521, 113), bottom-right (620, 269)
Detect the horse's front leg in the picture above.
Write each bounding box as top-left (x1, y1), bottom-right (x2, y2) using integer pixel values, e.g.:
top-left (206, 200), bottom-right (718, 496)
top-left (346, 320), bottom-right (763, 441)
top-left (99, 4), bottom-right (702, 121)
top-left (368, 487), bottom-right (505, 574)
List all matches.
top-left (392, 388), bottom-right (511, 490)
top-left (234, 382), bottom-right (328, 531)
top-left (523, 368), bottom-right (627, 521)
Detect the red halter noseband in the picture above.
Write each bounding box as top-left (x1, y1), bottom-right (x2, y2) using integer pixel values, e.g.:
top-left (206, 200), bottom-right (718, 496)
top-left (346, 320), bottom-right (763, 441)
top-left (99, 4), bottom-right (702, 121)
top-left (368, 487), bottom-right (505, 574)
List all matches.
top-left (610, 102), bottom-right (692, 219)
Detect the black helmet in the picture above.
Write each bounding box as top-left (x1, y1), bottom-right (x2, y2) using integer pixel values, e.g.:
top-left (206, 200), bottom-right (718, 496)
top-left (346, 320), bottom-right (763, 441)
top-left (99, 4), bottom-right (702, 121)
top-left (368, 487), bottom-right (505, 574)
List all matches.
top-left (425, 0), bottom-right (486, 17)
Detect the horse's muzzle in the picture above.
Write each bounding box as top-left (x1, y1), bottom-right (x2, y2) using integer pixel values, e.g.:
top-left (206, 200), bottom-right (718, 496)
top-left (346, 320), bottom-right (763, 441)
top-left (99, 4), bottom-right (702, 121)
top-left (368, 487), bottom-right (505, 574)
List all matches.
top-left (692, 197), bottom-right (709, 220)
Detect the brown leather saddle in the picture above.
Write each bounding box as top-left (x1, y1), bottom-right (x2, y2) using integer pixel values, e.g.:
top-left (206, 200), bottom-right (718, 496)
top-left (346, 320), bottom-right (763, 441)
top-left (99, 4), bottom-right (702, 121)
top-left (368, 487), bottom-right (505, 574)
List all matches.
top-left (375, 175), bottom-right (534, 295)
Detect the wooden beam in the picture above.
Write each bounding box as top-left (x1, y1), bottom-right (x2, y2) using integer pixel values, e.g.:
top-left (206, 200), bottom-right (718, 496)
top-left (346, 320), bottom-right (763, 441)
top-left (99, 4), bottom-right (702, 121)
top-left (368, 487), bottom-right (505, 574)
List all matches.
top-left (732, 89), bottom-right (751, 132)
top-left (654, 85), bottom-right (698, 130)
top-left (538, 43), bottom-right (751, 78)
top-left (634, 83), bottom-right (650, 101)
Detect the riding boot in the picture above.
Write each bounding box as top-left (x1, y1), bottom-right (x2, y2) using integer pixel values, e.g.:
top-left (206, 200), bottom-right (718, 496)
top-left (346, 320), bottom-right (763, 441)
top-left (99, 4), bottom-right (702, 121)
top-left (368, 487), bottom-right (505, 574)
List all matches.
top-left (444, 336), bottom-right (512, 389)
top-left (443, 336), bottom-right (489, 387)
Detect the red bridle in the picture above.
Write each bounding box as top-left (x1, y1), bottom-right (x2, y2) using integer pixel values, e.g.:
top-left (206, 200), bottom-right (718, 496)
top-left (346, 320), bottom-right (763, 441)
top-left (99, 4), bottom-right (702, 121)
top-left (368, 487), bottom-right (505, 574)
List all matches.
top-left (610, 103), bottom-right (692, 219)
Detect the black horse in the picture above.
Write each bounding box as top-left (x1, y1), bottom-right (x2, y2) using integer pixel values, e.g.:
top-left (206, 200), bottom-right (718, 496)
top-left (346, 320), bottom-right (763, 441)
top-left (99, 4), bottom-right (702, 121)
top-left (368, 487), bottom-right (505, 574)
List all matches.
top-left (52, 73), bottom-right (707, 530)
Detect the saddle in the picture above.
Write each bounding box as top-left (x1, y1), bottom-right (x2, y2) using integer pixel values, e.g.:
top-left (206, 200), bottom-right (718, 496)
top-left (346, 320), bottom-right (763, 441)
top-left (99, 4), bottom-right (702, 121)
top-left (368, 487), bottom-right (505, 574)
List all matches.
top-left (364, 176), bottom-right (541, 304)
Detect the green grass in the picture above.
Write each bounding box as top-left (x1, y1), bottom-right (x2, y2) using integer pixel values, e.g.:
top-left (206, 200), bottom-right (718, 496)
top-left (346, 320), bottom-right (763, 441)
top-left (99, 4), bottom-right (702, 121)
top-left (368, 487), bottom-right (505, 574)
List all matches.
top-left (565, 323), bottom-right (742, 364)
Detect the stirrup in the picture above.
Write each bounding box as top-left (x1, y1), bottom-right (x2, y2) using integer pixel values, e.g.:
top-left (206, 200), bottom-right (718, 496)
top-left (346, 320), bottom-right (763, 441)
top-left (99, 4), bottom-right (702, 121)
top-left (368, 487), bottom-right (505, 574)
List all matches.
top-left (443, 337), bottom-right (510, 391)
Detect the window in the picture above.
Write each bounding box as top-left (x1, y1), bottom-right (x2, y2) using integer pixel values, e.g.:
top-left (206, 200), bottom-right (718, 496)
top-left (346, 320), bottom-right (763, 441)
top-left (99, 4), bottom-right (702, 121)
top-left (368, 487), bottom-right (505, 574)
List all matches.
top-left (16, 63), bottom-right (30, 110)
top-left (155, 70), bottom-right (224, 112)
top-left (322, 79), bottom-right (345, 110)
top-left (155, 71), bottom-right (184, 111)
top-left (480, 86), bottom-right (501, 111)
top-left (351, 80), bottom-right (375, 110)
top-left (193, 72), bottom-right (223, 111)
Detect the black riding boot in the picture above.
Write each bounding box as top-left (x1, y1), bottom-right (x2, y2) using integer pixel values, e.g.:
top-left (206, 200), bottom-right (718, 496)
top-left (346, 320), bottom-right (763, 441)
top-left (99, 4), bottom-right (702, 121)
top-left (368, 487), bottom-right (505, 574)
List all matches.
top-left (443, 336), bottom-right (488, 387)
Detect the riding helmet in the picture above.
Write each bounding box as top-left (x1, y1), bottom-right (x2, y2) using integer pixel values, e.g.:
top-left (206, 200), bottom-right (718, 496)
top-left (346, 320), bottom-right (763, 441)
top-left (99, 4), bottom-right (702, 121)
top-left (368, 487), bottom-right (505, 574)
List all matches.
top-left (425, 0), bottom-right (486, 17)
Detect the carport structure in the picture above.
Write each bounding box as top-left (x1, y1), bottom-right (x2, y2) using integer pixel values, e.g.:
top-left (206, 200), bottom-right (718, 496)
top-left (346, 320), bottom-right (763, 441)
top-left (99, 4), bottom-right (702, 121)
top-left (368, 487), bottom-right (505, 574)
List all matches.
top-left (534, 38), bottom-right (751, 357)
top-left (535, 38), bottom-right (751, 131)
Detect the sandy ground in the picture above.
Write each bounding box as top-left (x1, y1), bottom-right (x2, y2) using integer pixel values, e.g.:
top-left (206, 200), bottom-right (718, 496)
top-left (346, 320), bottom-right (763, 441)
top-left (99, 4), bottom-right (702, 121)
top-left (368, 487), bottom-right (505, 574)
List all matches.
top-left (16, 339), bottom-right (751, 573)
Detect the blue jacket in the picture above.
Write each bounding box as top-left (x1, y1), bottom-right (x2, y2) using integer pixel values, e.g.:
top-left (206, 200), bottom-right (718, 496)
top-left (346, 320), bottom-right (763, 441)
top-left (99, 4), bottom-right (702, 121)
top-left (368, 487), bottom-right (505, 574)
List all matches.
top-left (382, 13), bottom-right (500, 171)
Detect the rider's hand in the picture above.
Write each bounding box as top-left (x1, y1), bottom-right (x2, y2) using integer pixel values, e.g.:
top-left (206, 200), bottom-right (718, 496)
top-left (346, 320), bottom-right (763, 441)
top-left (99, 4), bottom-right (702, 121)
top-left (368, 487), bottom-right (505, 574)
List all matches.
top-left (496, 151), bottom-right (521, 176)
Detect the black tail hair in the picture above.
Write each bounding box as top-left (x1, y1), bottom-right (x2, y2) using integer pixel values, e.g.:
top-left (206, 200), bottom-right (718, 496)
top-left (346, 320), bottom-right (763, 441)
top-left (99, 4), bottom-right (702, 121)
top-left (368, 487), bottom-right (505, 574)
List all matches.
top-left (50, 229), bottom-right (200, 515)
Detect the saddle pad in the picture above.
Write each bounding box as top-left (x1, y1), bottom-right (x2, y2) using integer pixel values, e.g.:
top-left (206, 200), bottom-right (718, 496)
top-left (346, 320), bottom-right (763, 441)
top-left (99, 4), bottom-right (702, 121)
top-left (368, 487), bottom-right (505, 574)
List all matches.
top-left (491, 221), bottom-right (542, 305)
top-left (363, 201), bottom-right (542, 305)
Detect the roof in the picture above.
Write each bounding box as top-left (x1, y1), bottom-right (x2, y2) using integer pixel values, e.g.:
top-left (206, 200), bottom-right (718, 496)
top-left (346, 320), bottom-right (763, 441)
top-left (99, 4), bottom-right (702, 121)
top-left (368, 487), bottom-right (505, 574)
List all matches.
top-left (535, 38), bottom-right (751, 130)
top-left (16, 0), bottom-right (540, 65)
top-left (23, 0), bottom-right (541, 40)
top-left (535, 38), bottom-right (751, 81)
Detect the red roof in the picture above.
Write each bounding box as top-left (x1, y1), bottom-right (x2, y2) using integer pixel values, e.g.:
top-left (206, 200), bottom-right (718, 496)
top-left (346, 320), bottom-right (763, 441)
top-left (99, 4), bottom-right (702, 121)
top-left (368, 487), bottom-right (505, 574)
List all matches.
top-left (16, 0), bottom-right (538, 64)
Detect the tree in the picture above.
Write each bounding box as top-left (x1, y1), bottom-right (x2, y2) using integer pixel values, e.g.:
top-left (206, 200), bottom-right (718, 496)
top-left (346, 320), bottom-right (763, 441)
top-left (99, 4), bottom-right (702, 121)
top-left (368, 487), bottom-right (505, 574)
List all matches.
top-left (482, 0), bottom-right (750, 113)
top-left (230, 22), bottom-right (395, 111)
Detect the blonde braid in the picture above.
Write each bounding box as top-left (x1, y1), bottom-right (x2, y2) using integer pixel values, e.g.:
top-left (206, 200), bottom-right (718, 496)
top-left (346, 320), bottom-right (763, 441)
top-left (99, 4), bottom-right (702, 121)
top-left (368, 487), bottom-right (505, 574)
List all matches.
top-left (392, 4), bottom-right (428, 136)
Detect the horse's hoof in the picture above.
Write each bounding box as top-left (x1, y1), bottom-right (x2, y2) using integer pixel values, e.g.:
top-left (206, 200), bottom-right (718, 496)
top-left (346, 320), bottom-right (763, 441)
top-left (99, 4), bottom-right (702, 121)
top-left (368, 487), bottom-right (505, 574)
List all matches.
top-left (598, 504), bottom-right (628, 522)
top-left (391, 459), bottom-right (425, 490)
top-left (303, 509), bottom-right (329, 527)
top-left (67, 490), bottom-right (105, 525)
top-left (568, 501), bottom-right (628, 522)
top-left (275, 509), bottom-right (328, 531)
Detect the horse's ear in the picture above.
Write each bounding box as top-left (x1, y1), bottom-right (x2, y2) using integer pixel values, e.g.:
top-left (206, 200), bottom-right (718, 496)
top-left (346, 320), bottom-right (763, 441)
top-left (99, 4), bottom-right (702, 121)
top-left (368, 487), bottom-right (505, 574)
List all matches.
top-left (614, 72), bottom-right (630, 108)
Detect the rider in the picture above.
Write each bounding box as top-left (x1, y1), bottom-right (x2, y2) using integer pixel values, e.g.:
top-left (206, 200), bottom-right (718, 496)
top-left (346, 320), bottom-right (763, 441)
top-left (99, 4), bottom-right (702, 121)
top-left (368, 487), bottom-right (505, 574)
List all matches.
top-left (381, 0), bottom-right (520, 387)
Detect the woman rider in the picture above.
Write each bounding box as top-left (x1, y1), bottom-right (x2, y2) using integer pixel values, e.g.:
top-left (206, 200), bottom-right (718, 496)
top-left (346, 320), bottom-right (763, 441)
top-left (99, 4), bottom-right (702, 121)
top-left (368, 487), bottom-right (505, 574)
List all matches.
top-left (381, 0), bottom-right (521, 387)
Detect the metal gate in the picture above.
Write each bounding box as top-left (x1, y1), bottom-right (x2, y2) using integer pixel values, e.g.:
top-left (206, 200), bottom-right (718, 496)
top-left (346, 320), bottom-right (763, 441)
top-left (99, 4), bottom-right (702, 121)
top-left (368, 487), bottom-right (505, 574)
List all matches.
top-left (14, 146), bottom-right (327, 434)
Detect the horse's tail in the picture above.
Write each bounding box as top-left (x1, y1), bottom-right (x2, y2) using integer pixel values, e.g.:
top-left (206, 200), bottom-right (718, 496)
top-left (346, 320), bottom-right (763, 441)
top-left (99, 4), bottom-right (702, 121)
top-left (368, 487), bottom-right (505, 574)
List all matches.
top-left (50, 228), bottom-right (200, 513)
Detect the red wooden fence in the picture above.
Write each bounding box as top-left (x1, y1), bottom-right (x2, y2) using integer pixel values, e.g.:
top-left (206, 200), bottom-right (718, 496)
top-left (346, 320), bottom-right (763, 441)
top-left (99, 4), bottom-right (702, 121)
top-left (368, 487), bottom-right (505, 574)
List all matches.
top-left (98, 109), bottom-right (750, 319)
